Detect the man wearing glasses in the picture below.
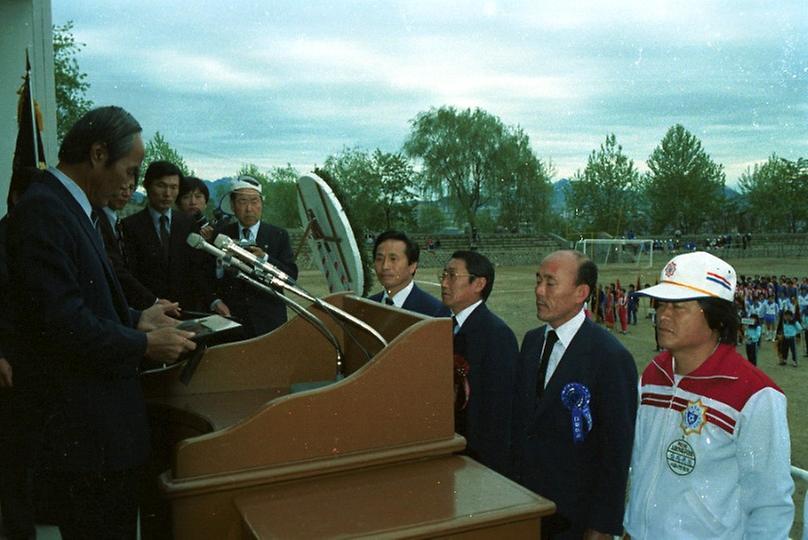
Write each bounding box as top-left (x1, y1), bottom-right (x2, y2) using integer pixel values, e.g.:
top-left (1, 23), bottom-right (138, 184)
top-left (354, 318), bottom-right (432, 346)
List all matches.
top-left (439, 250), bottom-right (518, 477)
top-left (212, 176), bottom-right (298, 338)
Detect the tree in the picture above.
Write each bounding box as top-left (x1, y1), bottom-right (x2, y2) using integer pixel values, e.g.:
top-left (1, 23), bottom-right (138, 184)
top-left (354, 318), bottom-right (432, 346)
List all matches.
top-left (496, 128), bottom-right (556, 233)
top-left (265, 164), bottom-right (302, 229)
top-left (565, 134), bottom-right (641, 235)
top-left (643, 124), bottom-right (725, 234)
top-left (739, 155), bottom-right (808, 232)
top-left (53, 21), bottom-right (93, 144)
top-left (404, 106), bottom-right (553, 237)
top-left (143, 132), bottom-right (194, 178)
top-left (320, 147), bottom-right (420, 232)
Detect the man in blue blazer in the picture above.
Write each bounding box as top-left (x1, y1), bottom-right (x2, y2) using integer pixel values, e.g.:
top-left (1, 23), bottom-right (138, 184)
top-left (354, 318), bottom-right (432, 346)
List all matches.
top-left (122, 160), bottom-right (213, 312)
top-left (368, 230), bottom-right (449, 317)
top-left (5, 107), bottom-right (196, 539)
top-left (440, 250), bottom-right (518, 477)
top-left (511, 250), bottom-right (637, 539)
top-left (211, 176), bottom-right (298, 338)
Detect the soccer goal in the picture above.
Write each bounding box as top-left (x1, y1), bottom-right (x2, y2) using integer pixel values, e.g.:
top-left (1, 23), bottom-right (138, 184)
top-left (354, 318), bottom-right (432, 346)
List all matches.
top-left (574, 238), bottom-right (655, 268)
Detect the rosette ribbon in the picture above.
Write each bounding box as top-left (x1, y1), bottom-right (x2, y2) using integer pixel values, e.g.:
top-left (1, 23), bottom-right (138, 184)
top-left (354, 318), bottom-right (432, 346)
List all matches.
top-left (561, 382), bottom-right (592, 443)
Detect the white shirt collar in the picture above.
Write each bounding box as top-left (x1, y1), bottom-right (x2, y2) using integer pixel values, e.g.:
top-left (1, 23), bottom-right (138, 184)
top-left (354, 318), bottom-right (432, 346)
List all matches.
top-left (50, 167), bottom-right (93, 223)
top-left (546, 308), bottom-right (587, 348)
top-left (102, 206), bottom-right (118, 226)
top-left (238, 221), bottom-right (261, 241)
top-left (384, 280), bottom-right (414, 308)
top-left (148, 205), bottom-right (172, 226)
top-left (454, 300), bottom-right (484, 328)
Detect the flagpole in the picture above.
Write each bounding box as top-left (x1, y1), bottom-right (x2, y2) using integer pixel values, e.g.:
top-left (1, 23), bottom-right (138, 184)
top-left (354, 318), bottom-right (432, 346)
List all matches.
top-left (25, 48), bottom-right (41, 167)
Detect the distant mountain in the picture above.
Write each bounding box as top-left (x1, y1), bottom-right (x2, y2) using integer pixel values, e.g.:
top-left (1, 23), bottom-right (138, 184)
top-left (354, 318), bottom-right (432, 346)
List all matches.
top-left (552, 178), bottom-right (570, 213)
top-left (205, 177), bottom-right (234, 206)
top-left (550, 179), bottom-right (741, 213)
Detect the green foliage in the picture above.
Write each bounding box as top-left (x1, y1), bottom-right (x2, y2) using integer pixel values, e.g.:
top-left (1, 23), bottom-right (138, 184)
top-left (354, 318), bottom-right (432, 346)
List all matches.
top-left (53, 21), bottom-right (93, 144)
top-left (565, 134), bottom-right (641, 235)
top-left (265, 164), bottom-right (302, 228)
top-left (496, 129), bottom-right (556, 233)
top-left (404, 106), bottom-right (553, 237)
top-left (143, 132), bottom-right (194, 178)
top-left (739, 155), bottom-right (808, 233)
top-left (320, 147), bottom-right (420, 232)
top-left (643, 124), bottom-right (725, 234)
top-left (234, 163), bottom-right (301, 228)
top-left (416, 203), bottom-right (446, 233)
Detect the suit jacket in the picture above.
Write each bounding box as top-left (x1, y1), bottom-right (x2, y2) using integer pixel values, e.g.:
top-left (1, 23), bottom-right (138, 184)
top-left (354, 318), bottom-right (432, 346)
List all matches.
top-left (453, 302), bottom-right (518, 477)
top-left (369, 282), bottom-right (451, 317)
top-left (512, 317), bottom-right (638, 536)
top-left (5, 172), bottom-right (149, 473)
top-left (216, 221), bottom-right (297, 338)
top-left (122, 207), bottom-right (211, 311)
top-left (97, 208), bottom-right (157, 309)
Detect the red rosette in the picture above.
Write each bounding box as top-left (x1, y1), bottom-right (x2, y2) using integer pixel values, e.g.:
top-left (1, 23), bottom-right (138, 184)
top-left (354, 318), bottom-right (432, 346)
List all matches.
top-left (453, 353), bottom-right (470, 411)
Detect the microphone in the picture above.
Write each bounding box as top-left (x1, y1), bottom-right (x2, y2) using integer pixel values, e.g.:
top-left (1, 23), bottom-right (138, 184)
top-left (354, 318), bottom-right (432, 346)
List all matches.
top-left (187, 233), bottom-right (253, 276)
top-left (213, 234), bottom-right (296, 286)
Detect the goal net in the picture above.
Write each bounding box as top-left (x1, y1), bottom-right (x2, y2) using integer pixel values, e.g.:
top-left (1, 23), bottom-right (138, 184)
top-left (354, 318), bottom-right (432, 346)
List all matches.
top-left (574, 239), bottom-right (655, 268)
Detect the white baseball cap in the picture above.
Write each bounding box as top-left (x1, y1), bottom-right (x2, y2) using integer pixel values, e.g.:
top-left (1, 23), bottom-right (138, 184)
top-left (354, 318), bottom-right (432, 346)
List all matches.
top-left (635, 251), bottom-right (736, 302)
top-left (220, 175), bottom-right (263, 214)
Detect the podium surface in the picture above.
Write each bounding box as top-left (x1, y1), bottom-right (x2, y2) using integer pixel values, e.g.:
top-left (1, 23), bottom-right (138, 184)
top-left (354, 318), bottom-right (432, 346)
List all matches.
top-left (142, 294), bottom-right (554, 539)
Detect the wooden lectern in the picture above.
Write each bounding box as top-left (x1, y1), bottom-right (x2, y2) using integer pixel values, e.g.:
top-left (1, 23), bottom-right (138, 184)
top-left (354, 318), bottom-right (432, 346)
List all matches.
top-left (142, 294), bottom-right (555, 539)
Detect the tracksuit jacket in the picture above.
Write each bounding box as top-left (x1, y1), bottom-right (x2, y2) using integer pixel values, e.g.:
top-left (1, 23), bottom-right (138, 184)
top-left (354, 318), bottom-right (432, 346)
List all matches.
top-left (624, 344), bottom-right (794, 539)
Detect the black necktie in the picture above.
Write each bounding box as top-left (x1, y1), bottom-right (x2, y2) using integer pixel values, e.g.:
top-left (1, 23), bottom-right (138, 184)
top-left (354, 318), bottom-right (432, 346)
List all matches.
top-left (384, 297), bottom-right (394, 306)
top-left (115, 217), bottom-right (126, 257)
top-left (242, 228), bottom-right (251, 243)
top-left (452, 316), bottom-right (459, 335)
top-left (159, 215), bottom-right (170, 258)
top-left (536, 330), bottom-right (559, 398)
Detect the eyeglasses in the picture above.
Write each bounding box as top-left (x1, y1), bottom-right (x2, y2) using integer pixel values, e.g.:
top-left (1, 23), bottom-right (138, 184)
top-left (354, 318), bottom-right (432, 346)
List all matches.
top-left (438, 270), bottom-right (476, 282)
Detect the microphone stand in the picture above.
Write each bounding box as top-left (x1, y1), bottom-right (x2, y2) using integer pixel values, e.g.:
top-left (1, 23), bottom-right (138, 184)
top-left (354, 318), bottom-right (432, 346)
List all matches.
top-left (186, 233), bottom-right (345, 378)
top-left (215, 235), bottom-right (388, 351)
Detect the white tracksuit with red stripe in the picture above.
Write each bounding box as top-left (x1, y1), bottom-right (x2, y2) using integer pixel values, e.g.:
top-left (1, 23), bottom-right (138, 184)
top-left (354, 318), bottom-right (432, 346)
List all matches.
top-left (624, 344), bottom-right (794, 539)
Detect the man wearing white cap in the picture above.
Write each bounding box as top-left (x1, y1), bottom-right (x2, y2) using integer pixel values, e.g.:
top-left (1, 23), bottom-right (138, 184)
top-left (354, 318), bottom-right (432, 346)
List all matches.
top-left (212, 176), bottom-right (297, 337)
top-left (624, 251), bottom-right (794, 539)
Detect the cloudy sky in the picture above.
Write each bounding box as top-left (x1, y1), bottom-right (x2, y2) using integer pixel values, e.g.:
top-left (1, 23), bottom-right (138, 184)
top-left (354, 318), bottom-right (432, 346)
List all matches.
top-left (53, 0), bottom-right (807, 185)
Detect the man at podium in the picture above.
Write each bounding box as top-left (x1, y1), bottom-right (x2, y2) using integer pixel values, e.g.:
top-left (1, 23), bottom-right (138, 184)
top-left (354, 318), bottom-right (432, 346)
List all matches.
top-left (5, 107), bottom-right (196, 539)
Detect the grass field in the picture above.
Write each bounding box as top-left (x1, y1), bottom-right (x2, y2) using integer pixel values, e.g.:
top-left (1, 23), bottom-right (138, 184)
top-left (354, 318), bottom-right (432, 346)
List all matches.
top-left (296, 255), bottom-right (807, 537)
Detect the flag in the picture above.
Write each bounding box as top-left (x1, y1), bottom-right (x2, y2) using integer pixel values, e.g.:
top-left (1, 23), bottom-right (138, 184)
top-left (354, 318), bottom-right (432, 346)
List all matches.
top-left (12, 50), bottom-right (46, 171)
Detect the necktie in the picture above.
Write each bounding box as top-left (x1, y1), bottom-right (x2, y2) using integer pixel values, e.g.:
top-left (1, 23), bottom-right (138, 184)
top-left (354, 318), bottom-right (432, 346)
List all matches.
top-left (384, 297), bottom-right (394, 306)
top-left (242, 228), bottom-right (251, 242)
top-left (115, 217), bottom-right (126, 258)
top-left (536, 330), bottom-right (559, 398)
top-left (452, 316), bottom-right (460, 335)
top-left (159, 214), bottom-right (170, 258)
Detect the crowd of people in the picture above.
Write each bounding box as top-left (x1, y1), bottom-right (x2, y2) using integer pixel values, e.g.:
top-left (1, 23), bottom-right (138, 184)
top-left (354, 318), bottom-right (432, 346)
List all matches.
top-left (0, 105), bottom-right (799, 539)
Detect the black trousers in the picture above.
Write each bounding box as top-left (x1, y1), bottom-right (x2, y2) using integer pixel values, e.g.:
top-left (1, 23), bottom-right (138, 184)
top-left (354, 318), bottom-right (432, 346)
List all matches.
top-left (52, 467), bottom-right (141, 540)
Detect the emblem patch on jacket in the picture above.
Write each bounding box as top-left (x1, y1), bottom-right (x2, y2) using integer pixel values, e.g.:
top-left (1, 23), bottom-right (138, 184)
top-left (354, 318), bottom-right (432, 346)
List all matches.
top-left (680, 399), bottom-right (708, 435)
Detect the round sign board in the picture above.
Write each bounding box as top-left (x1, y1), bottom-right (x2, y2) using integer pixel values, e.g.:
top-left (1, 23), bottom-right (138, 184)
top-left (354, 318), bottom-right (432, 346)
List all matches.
top-left (296, 173), bottom-right (364, 295)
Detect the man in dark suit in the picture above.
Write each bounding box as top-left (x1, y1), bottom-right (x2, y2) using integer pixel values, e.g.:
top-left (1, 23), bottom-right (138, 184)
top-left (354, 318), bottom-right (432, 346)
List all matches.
top-left (122, 161), bottom-right (211, 312)
top-left (211, 176), bottom-right (297, 338)
top-left (511, 250), bottom-right (637, 539)
top-left (5, 106), bottom-right (196, 539)
top-left (98, 179), bottom-right (159, 309)
top-left (439, 250), bottom-right (518, 477)
top-left (368, 230), bottom-right (449, 317)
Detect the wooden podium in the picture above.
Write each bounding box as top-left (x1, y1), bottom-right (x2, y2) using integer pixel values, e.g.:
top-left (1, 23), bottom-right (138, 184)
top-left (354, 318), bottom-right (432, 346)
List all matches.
top-left (142, 294), bottom-right (555, 539)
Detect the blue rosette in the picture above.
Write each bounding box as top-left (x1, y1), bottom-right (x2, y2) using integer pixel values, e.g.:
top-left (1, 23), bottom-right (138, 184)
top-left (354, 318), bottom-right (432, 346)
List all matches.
top-left (561, 382), bottom-right (592, 443)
